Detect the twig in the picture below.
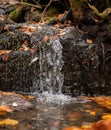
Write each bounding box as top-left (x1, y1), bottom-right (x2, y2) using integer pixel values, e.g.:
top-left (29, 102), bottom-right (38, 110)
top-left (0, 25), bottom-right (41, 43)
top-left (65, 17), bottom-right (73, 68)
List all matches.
top-left (19, 2), bottom-right (42, 9)
top-left (32, 0), bottom-right (41, 7)
top-left (41, 0), bottom-right (53, 23)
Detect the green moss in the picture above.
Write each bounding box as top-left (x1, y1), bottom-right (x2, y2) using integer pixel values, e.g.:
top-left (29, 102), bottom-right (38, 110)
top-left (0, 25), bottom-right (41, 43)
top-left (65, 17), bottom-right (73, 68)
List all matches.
top-left (9, 7), bottom-right (23, 22)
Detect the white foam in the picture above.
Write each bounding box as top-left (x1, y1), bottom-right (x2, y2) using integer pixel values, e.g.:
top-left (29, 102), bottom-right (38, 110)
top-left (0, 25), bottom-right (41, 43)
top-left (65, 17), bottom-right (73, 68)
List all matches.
top-left (34, 92), bottom-right (89, 105)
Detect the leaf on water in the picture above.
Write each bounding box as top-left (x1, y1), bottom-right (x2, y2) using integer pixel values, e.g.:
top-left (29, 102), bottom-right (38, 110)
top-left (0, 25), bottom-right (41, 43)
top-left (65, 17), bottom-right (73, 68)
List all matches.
top-left (85, 110), bottom-right (96, 115)
top-left (0, 105), bottom-right (13, 115)
top-left (0, 105), bottom-right (13, 112)
top-left (101, 114), bottom-right (111, 119)
top-left (62, 126), bottom-right (82, 130)
top-left (0, 118), bottom-right (18, 126)
top-left (91, 118), bottom-right (111, 130)
top-left (81, 124), bottom-right (92, 129)
top-left (89, 96), bottom-right (111, 110)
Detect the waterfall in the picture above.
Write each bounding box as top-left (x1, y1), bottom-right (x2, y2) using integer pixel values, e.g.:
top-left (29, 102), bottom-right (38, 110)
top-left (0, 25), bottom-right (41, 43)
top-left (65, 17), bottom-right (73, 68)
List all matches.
top-left (31, 25), bottom-right (64, 94)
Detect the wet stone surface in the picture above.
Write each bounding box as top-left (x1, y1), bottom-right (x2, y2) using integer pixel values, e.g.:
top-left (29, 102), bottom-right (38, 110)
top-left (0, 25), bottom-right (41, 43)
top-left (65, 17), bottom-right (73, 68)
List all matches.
top-left (0, 24), bottom-right (111, 95)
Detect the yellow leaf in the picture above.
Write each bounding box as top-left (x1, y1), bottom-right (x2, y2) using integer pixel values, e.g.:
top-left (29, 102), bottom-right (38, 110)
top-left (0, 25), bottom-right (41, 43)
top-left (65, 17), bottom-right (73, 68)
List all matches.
top-left (102, 114), bottom-right (111, 119)
top-left (81, 124), bottom-right (91, 129)
top-left (90, 111), bottom-right (96, 115)
top-left (0, 118), bottom-right (19, 126)
top-left (85, 110), bottom-right (96, 115)
top-left (27, 95), bottom-right (35, 99)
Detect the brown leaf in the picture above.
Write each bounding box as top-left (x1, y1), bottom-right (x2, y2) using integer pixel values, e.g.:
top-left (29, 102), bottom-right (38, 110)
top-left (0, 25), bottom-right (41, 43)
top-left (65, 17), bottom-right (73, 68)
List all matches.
top-left (86, 39), bottom-right (93, 44)
top-left (2, 54), bottom-right (9, 61)
top-left (29, 48), bottom-right (35, 54)
top-left (0, 50), bottom-right (12, 56)
top-left (62, 126), bottom-right (82, 130)
top-left (43, 36), bottom-right (49, 43)
top-left (91, 119), bottom-right (111, 130)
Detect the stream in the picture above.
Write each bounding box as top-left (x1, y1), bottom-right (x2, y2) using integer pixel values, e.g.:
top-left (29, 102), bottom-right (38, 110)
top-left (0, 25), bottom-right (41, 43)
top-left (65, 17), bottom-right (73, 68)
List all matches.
top-left (1, 94), bottom-right (110, 130)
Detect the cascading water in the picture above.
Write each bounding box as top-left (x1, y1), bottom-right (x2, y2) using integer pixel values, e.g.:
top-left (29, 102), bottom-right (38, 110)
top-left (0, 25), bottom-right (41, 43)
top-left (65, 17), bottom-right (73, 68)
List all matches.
top-left (31, 25), bottom-right (90, 104)
top-left (38, 37), bottom-right (64, 94)
top-left (31, 25), bottom-right (71, 104)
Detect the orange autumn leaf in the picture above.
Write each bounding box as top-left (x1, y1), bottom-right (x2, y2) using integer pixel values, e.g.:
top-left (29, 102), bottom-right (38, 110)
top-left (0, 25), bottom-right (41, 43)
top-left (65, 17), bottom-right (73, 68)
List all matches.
top-left (0, 118), bottom-right (18, 126)
top-left (0, 106), bottom-right (13, 115)
top-left (85, 110), bottom-right (96, 115)
top-left (26, 95), bottom-right (35, 99)
top-left (86, 39), bottom-right (93, 44)
top-left (19, 26), bottom-right (37, 35)
top-left (62, 126), bottom-right (82, 130)
top-left (89, 96), bottom-right (111, 110)
top-left (18, 47), bottom-right (24, 51)
top-left (0, 105), bottom-right (13, 112)
top-left (23, 40), bottom-right (28, 46)
top-left (91, 119), bottom-right (111, 130)
top-left (0, 50), bottom-right (12, 56)
top-left (101, 114), bottom-right (111, 119)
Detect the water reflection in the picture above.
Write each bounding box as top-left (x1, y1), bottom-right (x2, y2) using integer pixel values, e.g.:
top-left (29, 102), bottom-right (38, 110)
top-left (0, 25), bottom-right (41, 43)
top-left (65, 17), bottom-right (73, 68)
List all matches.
top-left (4, 95), bottom-right (109, 130)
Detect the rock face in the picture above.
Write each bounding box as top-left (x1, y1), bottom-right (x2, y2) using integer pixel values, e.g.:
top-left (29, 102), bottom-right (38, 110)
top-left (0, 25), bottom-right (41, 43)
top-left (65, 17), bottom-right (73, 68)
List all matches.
top-left (0, 24), bottom-right (111, 96)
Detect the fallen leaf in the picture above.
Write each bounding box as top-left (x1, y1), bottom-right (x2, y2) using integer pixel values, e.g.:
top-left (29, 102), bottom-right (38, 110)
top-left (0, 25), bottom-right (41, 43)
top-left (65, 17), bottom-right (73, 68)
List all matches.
top-left (43, 36), bottom-right (49, 43)
top-left (23, 40), bottom-right (28, 46)
top-left (91, 119), bottom-right (111, 130)
top-left (62, 126), bottom-right (82, 130)
top-left (2, 54), bottom-right (9, 61)
top-left (19, 26), bottom-right (37, 35)
top-left (0, 105), bottom-right (13, 113)
top-left (86, 39), bottom-right (93, 44)
top-left (81, 124), bottom-right (92, 129)
top-left (26, 95), bottom-right (35, 99)
top-left (29, 48), bottom-right (35, 54)
top-left (0, 118), bottom-right (18, 126)
top-left (0, 50), bottom-right (12, 56)
top-left (85, 110), bottom-right (96, 115)
top-left (89, 96), bottom-right (111, 110)
top-left (0, 105), bottom-right (13, 115)
top-left (101, 114), bottom-right (111, 119)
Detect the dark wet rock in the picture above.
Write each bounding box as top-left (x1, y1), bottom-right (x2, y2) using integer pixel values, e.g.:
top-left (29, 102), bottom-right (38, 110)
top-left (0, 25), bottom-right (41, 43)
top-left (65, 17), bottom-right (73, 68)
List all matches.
top-left (0, 91), bottom-right (32, 111)
top-left (0, 51), bottom-right (33, 92)
top-left (0, 9), bottom-right (5, 14)
top-left (0, 30), bottom-right (30, 50)
top-left (0, 24), bottom-right (111, 96)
